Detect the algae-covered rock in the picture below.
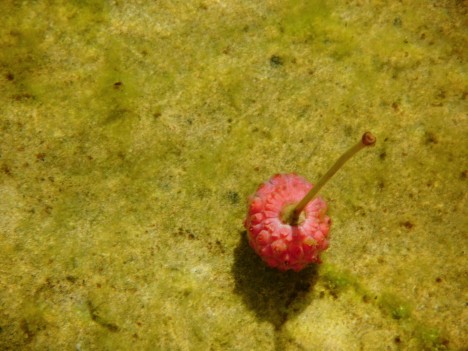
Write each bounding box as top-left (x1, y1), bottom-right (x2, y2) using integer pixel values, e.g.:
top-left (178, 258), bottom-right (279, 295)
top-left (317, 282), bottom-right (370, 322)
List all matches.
top-left (0, 1), bottom-right (466, 350)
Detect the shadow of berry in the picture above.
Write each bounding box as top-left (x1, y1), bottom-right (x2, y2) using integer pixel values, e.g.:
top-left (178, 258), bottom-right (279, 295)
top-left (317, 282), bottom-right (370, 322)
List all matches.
top-left (232, 230), bottom-right (319, 330)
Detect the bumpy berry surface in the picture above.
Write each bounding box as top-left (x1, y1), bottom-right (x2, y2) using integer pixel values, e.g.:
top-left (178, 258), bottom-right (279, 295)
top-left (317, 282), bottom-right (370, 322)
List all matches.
top-left (244, 173), bottom-right (331, 271)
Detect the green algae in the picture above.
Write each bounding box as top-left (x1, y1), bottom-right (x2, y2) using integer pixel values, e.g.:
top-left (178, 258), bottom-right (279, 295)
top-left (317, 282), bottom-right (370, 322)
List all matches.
top-left (281, 0), bottom-right (331, 38)
top-left (318, 264), bottom-right (453, 350)
top-left (414, 326), bottom-right (449, 351)
top-left (319, 264), bottom-right (412, 323)
top-left (279, 0), bottom-right (356, 61)
top-left (321, 264), bottom-right (358, 296)
top-left (378, 292), bottom-right (411, 320)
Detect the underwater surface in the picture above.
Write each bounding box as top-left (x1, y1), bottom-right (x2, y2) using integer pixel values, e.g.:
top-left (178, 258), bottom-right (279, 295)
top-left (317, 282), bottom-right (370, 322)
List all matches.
top-left (0, 1), bottom-right (466, 350)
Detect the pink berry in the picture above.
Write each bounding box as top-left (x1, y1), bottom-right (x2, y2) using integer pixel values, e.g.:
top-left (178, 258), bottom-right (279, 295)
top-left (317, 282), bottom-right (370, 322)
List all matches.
top-left (243, 132), bottom-right (376, 272)
top-left (244, 174), bottom-right (331, 272)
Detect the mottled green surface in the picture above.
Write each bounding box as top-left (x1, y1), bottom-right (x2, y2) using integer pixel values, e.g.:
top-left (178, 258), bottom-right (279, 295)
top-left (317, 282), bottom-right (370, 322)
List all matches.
top-left (0, 1), bottom-right (466, 350)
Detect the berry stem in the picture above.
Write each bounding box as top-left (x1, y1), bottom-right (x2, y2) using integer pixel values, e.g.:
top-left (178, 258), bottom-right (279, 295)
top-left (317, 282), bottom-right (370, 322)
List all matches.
top-left (290, 132), bottom-right (376, 224)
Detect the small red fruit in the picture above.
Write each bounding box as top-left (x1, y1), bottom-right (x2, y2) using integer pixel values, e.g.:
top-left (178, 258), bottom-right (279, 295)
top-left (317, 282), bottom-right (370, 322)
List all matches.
top-left (244, 173), bottom-right (330, 271)
top-left (244, 132), bottom-right (376, 271)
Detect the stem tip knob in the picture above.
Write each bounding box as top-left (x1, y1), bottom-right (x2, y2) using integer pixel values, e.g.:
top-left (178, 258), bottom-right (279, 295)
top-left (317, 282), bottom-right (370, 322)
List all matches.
top-left (362, 132), bottom-right (376, 146)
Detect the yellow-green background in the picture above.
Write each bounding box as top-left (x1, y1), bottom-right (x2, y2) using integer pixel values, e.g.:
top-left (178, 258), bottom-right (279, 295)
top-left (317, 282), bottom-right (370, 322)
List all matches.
top-left (0, 1), bottom-right (466, 350)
